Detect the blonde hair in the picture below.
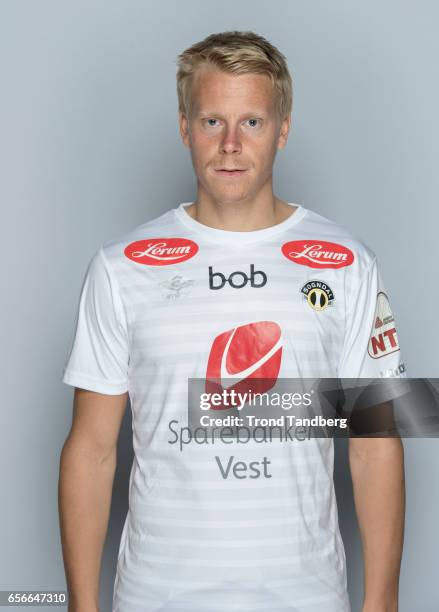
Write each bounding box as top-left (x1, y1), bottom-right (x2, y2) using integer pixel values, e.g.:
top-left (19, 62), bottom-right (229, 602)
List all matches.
top-left (176, 31), bottom-right (293, 121)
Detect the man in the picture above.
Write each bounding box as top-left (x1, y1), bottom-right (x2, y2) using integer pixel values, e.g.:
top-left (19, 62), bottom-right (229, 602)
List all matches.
top-left (59, 31), bottom-right (405, 612)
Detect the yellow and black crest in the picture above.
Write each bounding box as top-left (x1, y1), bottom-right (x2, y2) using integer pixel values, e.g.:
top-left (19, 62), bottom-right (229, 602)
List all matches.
top-left (301, 280), bottom-right (335, 311)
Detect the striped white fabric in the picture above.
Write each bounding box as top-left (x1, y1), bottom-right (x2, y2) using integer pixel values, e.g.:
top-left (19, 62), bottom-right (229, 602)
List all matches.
top-left (62, 202), bottom-right (406, 611)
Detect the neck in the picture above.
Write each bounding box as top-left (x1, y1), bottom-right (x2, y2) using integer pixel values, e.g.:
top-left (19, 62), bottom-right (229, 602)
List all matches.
top-left (185, 184), bottom-right (297, 232)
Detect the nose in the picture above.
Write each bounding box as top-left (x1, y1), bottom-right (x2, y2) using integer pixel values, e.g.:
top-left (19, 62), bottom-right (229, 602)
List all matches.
top-left (219, 124), bottom-right (242, 155)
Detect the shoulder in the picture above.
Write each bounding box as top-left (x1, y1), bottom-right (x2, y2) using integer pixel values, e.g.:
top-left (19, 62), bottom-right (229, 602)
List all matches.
top-left (98, 207), bottom-right (178, 266)
top-left (294, 207), bottom-right (377, 278)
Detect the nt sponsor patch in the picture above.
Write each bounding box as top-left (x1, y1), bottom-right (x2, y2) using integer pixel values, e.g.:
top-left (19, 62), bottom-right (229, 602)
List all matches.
top-left (368, 292), bottom-right (400, 359)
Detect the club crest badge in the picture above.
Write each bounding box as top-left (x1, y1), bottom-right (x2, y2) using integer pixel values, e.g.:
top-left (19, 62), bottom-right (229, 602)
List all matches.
top-left (301, 280), bottom-right (335, 311)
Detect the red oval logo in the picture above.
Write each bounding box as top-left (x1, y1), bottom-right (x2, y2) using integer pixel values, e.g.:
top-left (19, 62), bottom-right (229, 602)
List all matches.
top-left (281, 240), bottom-right (354, 269)
top-left (124, 237), bottom-right (199, 266)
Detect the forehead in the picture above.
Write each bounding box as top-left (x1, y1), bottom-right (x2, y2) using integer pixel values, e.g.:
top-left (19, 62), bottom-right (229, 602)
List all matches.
top-left (190, 67), bottom-right (275, 115)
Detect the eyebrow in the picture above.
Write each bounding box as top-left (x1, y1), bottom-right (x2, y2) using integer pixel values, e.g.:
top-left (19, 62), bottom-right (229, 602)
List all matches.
top-left (196, 111), bottom-right (268, 119)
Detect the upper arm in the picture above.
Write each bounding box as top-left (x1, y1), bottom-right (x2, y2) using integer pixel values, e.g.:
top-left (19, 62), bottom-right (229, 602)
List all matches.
top-left (65, 388), bottom-right (128, 460)
top-left (61, 246), bottom-right (130, 396)
top-left (338, 256), bottom-right (405, 379)
top-left (60, 246), bottom-right (131, 460)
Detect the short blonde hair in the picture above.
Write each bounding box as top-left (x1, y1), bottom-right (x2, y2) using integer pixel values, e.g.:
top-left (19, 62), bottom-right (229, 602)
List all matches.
top-left (176, 31), bottom-right (293, 121)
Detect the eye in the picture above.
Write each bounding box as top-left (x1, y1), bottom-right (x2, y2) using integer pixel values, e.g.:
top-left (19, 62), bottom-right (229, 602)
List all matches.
top-left (205, 118), bottom-right (220, 127)
top-left (246, 118), bottom-right (261, 128)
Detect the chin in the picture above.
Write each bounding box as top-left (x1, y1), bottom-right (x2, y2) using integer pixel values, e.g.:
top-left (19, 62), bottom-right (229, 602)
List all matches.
top-left (213, 191), bottom-right (250, 205)
top-left (208, 182), bottom-right (253, 202)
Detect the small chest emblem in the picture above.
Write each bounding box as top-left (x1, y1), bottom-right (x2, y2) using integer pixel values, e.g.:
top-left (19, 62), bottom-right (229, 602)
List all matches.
top-left (158, 274), bottom-right (194, 300)
top-left (300, 280), bottom-right (335, 311)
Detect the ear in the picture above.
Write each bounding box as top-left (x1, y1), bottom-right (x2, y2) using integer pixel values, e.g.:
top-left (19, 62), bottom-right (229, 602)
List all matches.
top-left (179, 112), bottom-right (190, 148)
top-left (277, 114), bottom-right (292, 150)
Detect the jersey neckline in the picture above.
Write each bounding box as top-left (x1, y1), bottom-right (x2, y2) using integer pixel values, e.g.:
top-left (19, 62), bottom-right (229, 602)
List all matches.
top-left (173, 201), bottom-right (308, 244)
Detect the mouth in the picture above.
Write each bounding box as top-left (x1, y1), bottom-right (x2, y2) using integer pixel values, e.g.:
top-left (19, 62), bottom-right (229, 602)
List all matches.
top-left (214, 168), bottom-right (248, 177)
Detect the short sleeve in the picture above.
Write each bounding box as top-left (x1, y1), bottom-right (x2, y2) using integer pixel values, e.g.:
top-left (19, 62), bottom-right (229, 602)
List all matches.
top-left (61, 246), bottom-right (130, 395)
top-left (338, 257), bottom-right (406, 379)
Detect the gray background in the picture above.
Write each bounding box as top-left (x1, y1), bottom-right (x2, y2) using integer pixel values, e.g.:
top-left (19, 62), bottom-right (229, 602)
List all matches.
top-left (1, 0), bottom-right (438, 610)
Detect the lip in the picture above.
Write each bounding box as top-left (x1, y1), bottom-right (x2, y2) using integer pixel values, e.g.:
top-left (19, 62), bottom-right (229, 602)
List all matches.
top-left (214, 169), bottom-right (247, 176)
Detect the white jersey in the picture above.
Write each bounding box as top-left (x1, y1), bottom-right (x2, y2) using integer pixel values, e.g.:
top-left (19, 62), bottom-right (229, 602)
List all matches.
top-left (62, 202), bottom-right (406, 611)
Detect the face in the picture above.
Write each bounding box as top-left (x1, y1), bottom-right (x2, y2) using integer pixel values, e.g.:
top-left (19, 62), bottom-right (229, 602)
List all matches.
top-left (179, 67), bottom-right (291, 206)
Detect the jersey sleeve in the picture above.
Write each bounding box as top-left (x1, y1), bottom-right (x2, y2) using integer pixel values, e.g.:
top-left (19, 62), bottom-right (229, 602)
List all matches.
top-left (61, 246), bottom-right (130, 395)
top-left (338, 257), bottom-right (406, 379)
